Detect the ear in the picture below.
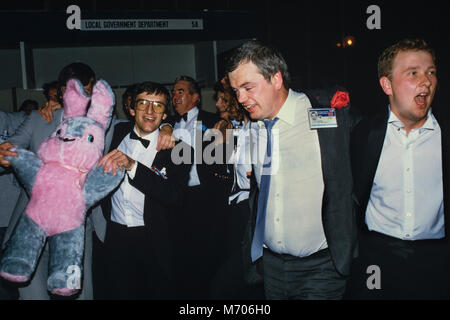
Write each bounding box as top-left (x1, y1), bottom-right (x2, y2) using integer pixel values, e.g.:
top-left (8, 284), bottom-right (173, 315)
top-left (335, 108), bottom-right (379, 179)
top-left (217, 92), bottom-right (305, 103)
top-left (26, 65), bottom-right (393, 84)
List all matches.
top-left (129, 108), bottom-right (136, 118)
top-left (379, 76), bottom-right (393, 96)
top-left (162, 113), bottom-right (168, 121)
top-left (193, 92), bottom-right (200, 105)
top-left (88, 79), bottom-right (115, 130)
top-left (63, 79), bottom-right (90, 118)
top-left (271, 71), bottom-right (284, 91)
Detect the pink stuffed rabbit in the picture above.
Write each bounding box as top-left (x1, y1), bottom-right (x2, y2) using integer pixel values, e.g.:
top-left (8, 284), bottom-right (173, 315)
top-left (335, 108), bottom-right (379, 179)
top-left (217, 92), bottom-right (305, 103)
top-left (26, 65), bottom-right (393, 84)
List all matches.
top-left (0, 79), bottom-right (124, 296)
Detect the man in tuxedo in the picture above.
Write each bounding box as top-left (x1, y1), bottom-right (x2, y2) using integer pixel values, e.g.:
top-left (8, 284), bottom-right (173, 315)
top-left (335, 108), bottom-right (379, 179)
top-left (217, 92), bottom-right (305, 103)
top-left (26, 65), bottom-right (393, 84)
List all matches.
top-left (98, 81), bottom-right (192, 299)
top-left (226, 40), bottom-right (357, 300)
top-left (348, 39), bottom-right (450, 299)
top-left (170, 75), bottom-right (230, 299)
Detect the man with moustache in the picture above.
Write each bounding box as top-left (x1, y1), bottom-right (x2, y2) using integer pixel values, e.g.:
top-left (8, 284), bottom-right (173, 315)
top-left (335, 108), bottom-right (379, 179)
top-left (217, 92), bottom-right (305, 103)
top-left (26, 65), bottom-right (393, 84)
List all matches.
top-left (171, 75), bottom-right (230, 299)
top-left (348, 39), bottom-right (450, 299)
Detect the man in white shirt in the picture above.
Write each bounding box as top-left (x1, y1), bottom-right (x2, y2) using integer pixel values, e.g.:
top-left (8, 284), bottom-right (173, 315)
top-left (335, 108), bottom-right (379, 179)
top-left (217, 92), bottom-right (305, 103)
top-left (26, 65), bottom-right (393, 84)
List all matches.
top-left (169, 76), bottom-right (230, 299)
top-left (349, 39), bottom-right (450, 299)
top-left (97, 81), bottom-right (192, 299)
top-left (227, 40), bottom-right (357, 300)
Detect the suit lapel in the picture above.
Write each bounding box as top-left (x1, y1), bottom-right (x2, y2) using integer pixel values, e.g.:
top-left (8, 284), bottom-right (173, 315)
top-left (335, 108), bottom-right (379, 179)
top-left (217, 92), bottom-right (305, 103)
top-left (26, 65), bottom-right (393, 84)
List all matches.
top-left (362, 111), bottom-right (388, 193)
top-left (435, 112), bottom-right (450, 236)
top-left (109, 121), bottom-right (134, 152)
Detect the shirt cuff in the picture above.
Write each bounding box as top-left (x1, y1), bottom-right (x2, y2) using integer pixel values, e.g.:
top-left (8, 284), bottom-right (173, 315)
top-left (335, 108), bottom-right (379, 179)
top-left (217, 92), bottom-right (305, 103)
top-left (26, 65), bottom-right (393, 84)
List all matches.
top-left (160, 122), bottom-right (173, 130)
top-left (127, 161), bottom-right (138, 179)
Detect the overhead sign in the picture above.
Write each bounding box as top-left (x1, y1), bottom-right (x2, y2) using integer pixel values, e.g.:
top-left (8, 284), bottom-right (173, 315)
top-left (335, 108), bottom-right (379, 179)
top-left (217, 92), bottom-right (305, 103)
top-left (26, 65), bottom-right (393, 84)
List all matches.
top-left (80, 19), bottom-right (204, 31)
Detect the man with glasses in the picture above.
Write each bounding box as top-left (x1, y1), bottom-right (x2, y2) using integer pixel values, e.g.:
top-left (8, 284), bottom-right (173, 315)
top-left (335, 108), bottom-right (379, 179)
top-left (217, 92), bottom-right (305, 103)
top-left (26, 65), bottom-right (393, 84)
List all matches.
top-left (97, 81), bottom-right (192, 299)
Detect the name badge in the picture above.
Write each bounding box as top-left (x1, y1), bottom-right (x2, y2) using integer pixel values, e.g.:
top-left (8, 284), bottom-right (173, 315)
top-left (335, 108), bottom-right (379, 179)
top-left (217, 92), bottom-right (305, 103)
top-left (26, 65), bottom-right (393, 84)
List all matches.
top-left (308, 108), bottom-right (338, 129)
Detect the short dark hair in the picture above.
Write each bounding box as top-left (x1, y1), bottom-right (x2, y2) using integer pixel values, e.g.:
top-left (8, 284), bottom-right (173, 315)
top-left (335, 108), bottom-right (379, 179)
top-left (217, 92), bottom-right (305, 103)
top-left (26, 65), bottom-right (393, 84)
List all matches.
top-left (378, 38), bottom-right (436, 80)
top-left (122, 84), bottom-right (137, 106)
top-left (174, 75), bottom-right (202, 108)
top-left (19, 99), bottom-right (39, 113)
top-left (42, 81), bottom-right (58, 101)
top-left (225, 40), bottom-right (291, 90)
top-left (58, 62), bottom-right (96, 89)
top-left (131, 81), bottom-right (170, 114)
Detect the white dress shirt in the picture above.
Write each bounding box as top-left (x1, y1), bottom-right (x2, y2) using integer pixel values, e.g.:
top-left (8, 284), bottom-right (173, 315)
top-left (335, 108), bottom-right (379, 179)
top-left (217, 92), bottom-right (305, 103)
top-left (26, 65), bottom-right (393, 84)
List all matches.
top-left (173, 107), bottom-right (201, 187)
top-left (251, 89), bottom-right (328, 257)
top-left (366, 108), bottom-right (444, 240)
top-left (229, 120), bottom-right (252, 204)
top-left (110, 127), bottom-right (159, 227)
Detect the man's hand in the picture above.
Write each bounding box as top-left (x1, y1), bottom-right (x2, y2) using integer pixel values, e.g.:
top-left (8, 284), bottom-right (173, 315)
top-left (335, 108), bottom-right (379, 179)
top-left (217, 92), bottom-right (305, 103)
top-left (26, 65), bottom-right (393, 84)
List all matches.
top-left (0, 142), bottom-right (18, 168)
top-left (38, 101), bottom-right (62, 123)
top-left (157, 124), bottom-right (175, 151)
top-left (98, 149), bottom-right (135, 176)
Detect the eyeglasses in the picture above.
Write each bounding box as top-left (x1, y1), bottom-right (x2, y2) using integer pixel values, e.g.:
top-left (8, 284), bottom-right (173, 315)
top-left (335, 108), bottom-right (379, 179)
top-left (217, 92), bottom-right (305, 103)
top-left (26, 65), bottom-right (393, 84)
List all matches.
top-left (135, 99), bottom-right (166, 114)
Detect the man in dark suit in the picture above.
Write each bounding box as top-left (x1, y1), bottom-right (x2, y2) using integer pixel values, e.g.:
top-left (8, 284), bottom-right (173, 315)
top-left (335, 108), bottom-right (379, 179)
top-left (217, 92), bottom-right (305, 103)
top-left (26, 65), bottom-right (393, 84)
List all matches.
top-left (97, 81), bottom-right (192, 299)
top-left (170, 75), bottom-right (230, 299)
top-left (348, 39), bottom-right (450, 299)
top-left (226, 40), bottom-right (357, 300)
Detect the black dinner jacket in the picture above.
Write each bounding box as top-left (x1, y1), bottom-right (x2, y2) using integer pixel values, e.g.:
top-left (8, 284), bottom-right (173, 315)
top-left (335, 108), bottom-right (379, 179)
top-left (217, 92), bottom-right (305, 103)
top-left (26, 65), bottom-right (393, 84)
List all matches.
top-left (351, 106), bottom-right (450, 237)
top-left (243, 88), bottom-right (358, 283)
top-left (168, 108), bottom-right (231, 193)
top-left (102, 121), bottom-right (193, 279)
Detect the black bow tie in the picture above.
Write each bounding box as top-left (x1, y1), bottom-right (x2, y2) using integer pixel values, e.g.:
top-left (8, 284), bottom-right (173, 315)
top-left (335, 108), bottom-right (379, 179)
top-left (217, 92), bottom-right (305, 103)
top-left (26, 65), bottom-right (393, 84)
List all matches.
top-left (175, 113), bottom-right (188, 123)
top-left (129, 131), bottom-right (150, 148)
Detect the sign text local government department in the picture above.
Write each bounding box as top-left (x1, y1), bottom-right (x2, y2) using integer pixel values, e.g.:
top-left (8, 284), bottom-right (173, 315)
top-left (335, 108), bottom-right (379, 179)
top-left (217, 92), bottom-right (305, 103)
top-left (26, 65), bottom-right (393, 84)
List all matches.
top-left (81, 19), bottom-right (204, 31)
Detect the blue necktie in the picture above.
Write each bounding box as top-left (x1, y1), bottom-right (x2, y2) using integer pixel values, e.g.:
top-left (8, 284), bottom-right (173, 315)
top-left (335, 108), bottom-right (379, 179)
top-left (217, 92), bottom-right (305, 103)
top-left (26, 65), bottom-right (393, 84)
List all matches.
top-left (251, 117), bottom-right (279, 262)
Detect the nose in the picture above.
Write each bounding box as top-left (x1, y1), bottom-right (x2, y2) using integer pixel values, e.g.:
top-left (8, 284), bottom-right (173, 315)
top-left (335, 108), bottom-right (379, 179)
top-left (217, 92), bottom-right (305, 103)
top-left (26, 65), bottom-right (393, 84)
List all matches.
top-left (420, 72), bottom-right (433, 88)
top-left (236, 90), bottom-right (247, 105)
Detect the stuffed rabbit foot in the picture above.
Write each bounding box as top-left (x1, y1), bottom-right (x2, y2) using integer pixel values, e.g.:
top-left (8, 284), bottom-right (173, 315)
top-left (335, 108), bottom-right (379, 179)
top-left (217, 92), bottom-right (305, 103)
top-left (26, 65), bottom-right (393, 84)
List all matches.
top-left (47, 225), bottom-right (84, 296)
top-left (0, 214), bottom-right (46, 282)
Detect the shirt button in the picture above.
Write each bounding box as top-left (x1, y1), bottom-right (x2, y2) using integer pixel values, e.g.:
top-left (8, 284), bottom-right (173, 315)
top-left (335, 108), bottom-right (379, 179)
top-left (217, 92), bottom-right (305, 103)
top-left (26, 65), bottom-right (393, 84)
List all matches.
top-left (406, 213), bottom-right (412, 217)
top-left (406, 168), bottom-right (410, 172)
top-left (405, 234), bottom-right (410, 238)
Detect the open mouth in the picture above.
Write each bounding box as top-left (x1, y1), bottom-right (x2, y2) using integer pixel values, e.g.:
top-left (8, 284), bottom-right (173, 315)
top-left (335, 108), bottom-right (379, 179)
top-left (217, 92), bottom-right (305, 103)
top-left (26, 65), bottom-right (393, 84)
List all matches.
top-left (244, 104), bottom-right (256, 112)
top-left (414, 93), bottom-right (428, 107)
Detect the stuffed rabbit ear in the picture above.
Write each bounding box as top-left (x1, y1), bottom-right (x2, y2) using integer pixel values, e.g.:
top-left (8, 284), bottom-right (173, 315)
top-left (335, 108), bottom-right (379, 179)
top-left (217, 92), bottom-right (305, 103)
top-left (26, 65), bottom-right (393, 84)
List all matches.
top-left (87, 79), bottom-right (115, 130)
top-left (63, 79), bottom-right (91, 118)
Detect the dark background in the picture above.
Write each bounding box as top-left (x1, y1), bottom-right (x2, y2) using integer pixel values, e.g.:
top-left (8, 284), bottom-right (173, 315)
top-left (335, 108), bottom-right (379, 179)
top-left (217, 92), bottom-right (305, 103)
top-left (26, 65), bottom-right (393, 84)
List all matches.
top-left (1, 0), bottom-right (448, 116)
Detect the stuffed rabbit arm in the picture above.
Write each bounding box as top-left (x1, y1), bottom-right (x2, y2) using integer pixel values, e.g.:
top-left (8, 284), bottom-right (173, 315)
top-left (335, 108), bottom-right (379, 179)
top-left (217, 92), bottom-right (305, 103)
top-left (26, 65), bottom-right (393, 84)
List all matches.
top-left (6, 148), bottom-right (42, 195)
top-left (83, 163), bottom-right (124, 209)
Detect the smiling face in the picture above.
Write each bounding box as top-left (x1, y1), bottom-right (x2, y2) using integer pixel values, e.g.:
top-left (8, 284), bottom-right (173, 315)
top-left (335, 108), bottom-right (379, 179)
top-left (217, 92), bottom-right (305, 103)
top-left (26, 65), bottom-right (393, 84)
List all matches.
top-left (171, 80), bottom-right (198, 116)
top-left (215, 91), bottom-right (230, 119)
top-left (130, 92), bottom-right (167, 137)
top-left (228, 61), bottom-right (286, 121)
top-left (380, 50), bottom-right (438, 131)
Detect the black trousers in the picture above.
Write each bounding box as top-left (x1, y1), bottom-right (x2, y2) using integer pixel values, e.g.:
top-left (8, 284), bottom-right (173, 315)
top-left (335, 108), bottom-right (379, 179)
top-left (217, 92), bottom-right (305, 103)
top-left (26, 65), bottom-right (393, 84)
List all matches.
top-left (100, 221), bottom-right (172, 300)
top-left (345, 231), bottom-right (450, 300)
top-left (171, 185), bottom-right (228, 300)
top-left (210, 199), bottom-right (265, 299)
top-left (263, 248), bottom-right (347, 300)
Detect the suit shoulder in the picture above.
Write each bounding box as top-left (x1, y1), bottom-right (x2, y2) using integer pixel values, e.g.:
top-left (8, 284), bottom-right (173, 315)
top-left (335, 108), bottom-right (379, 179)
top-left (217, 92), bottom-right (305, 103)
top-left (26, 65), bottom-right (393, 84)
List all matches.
top-left (198, 109), bottom-right (220, 127)
top-left (114, 120), bottom-right (132, 130)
